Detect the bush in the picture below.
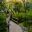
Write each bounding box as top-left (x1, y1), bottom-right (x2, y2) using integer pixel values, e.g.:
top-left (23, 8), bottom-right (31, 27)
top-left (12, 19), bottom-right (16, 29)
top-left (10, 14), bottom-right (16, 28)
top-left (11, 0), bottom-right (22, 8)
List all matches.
top-left (0, 13), bottom-right (7, 32)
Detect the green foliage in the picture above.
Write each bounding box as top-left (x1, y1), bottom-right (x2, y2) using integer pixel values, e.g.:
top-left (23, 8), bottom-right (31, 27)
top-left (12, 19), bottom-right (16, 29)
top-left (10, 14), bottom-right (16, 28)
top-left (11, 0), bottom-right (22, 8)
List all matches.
top-left (23, 21), bottom-right (32, 27)
top-left (13, 2), bottom-right (22, 12)
top-left (0, 2), bottom-right (4, 10)
top-left (0, 13), bottom-right (7, 32)
top-left (12, 12), bottom-right (25, 18)
top-left (0, 13), bottom-right (6, 21)
top-left (0, 1), bottom-right (9, 32)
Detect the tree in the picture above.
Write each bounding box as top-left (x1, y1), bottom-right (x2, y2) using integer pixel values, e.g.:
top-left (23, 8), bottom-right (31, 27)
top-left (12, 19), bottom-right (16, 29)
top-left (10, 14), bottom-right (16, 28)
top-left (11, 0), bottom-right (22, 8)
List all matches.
top-left (22, 0), bottom-right (30, 13)
top-left (0, 1), bottom-right (8, 32)
top-left (13, 2), bottom-right (22, 12)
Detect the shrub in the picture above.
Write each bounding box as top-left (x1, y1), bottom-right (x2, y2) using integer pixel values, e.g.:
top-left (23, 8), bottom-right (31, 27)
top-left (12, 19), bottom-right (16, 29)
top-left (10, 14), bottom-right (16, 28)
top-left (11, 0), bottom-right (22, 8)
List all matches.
top-left (0, 13), bottom-right (7, 32)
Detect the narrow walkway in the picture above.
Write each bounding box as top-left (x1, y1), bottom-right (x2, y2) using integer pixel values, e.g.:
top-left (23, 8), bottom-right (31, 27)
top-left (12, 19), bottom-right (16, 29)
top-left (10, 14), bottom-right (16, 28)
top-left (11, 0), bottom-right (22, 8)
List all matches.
top-left (6, 13), bottom-right (23, 32)
top-left (9, 21), bottom-right (23, 32)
